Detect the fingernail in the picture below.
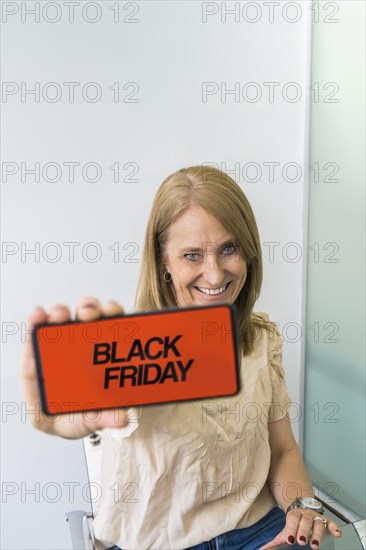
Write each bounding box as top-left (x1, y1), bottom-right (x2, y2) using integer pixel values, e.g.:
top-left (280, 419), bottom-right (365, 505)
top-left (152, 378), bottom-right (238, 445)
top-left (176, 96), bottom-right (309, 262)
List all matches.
top-left (312, 541), bottom-right (319, 547)
top-left (288, 536), bottom-right (295, 544)
top-left (83, 303), bottom-right (97, 308)
top-left (300, 536), bottom-right (307, 542)
top-left (335, 529), bottom-right (342, 536)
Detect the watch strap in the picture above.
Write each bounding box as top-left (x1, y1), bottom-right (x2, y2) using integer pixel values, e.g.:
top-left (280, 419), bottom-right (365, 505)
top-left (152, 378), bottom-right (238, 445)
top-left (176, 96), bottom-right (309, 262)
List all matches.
top-left (286, 498), bottom-right (324, 515)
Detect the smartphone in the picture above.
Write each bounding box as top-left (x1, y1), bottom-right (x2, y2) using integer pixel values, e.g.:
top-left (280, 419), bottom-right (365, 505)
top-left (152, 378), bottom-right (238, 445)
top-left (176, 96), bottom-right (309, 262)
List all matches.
top-left (33, 303), bottom-right (240, 415)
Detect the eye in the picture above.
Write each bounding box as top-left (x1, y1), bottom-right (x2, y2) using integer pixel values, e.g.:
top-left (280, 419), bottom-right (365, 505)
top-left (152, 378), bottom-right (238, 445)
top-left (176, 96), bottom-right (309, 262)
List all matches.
top-left (222, 244), bottom-right (236, 255)
top-left (184, 252), bottom-right (201, 261)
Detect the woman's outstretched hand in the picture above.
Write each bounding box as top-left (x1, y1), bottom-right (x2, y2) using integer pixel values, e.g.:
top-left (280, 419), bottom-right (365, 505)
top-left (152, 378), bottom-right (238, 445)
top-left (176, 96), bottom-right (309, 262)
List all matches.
top-left (21, 297), bottom-right (130, 439)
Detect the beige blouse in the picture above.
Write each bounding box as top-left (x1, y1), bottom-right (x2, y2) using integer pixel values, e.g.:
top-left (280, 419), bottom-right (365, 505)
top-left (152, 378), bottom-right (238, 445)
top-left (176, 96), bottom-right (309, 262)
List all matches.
top-left (93, 312), bottom-right (292, 550)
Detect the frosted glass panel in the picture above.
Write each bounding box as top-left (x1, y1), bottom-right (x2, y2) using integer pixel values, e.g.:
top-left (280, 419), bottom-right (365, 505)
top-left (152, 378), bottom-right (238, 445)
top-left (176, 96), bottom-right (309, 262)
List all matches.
top-left (304, 1), bottom-right (365, 516)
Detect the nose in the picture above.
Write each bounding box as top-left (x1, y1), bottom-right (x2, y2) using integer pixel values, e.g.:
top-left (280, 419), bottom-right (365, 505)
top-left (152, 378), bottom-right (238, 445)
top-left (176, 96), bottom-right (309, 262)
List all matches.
top-left (201, 254), bottom-right (226, 286)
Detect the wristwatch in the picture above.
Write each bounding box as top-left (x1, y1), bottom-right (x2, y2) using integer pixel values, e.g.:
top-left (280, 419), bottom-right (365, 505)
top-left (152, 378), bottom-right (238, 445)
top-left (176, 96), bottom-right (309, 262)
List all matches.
top-left (286, 496), bottom-right (324, 515)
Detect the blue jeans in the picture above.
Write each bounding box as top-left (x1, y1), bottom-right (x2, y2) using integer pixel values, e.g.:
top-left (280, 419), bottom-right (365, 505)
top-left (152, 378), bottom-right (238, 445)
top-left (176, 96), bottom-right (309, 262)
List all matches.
top-left (108, 506), bottom-right (312, 550)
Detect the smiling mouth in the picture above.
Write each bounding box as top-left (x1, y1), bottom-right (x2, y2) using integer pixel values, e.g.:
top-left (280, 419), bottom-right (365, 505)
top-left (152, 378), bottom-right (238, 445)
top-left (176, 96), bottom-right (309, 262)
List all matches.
top-left (194, 282), bottom-right (230, 296)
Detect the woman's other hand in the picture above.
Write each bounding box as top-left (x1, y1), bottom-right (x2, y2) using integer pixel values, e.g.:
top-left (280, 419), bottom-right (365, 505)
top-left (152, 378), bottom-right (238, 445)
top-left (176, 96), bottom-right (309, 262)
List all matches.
top-left (259, 508), bottom-right (342, 549)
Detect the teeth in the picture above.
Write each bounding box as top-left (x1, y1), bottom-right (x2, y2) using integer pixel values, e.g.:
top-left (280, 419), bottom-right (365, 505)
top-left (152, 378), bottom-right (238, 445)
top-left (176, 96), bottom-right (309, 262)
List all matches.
top-left (196, 284), bottom-right (228, 296)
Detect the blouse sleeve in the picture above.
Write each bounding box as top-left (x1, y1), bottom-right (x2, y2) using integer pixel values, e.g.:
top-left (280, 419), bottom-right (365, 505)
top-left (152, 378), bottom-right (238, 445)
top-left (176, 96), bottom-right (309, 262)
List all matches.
top-left (266, 320), bottom-right (292, 422)
top-left (103, 406), bottom-right (140, 440)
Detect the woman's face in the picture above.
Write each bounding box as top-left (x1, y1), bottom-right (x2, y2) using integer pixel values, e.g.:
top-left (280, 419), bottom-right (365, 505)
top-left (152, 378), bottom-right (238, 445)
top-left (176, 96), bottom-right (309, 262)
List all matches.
top-left (164, 205), bottom-right (248, 308)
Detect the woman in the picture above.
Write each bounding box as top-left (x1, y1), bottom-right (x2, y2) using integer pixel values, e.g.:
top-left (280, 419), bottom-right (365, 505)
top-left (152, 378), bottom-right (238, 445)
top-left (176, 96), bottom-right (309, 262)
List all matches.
top-left (22, 166), bottom-right (342, 550)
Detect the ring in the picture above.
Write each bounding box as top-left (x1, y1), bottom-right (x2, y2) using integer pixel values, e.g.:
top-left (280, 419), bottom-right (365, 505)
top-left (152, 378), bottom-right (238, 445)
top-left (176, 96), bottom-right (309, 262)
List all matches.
top-left (313, 516), bottom-right (328, 528)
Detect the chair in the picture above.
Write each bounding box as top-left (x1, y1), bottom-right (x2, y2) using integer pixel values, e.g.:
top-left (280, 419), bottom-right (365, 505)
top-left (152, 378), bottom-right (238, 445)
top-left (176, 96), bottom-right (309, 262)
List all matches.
top-left (65, 431), bottom-right (105, 550)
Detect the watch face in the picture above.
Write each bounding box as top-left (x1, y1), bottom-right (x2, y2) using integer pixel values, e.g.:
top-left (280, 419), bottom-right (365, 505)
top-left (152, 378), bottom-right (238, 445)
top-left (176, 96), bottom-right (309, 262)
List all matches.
top-left (301, 497), bottom-right (322, 509)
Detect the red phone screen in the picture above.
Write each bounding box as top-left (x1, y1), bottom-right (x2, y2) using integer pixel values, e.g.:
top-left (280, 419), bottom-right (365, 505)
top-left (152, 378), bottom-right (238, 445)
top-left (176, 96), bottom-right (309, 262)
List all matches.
top-left (33, 304), bottom-right (240, 414)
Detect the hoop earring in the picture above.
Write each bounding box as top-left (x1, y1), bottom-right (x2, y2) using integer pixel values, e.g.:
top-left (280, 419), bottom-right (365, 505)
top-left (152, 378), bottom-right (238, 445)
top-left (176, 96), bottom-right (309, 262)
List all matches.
top-left (163, 270), bottom-right (172, 283)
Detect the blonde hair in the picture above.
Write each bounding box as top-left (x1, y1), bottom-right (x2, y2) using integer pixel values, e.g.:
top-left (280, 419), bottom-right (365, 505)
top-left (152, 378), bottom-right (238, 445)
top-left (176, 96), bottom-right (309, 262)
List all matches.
top-left (135, 165), bottom-right (269, 356)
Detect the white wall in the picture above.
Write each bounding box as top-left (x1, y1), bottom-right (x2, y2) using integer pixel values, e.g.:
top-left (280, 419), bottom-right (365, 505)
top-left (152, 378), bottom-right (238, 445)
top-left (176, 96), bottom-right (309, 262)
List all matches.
top-left (1, 1), bottom-right (311, 548)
